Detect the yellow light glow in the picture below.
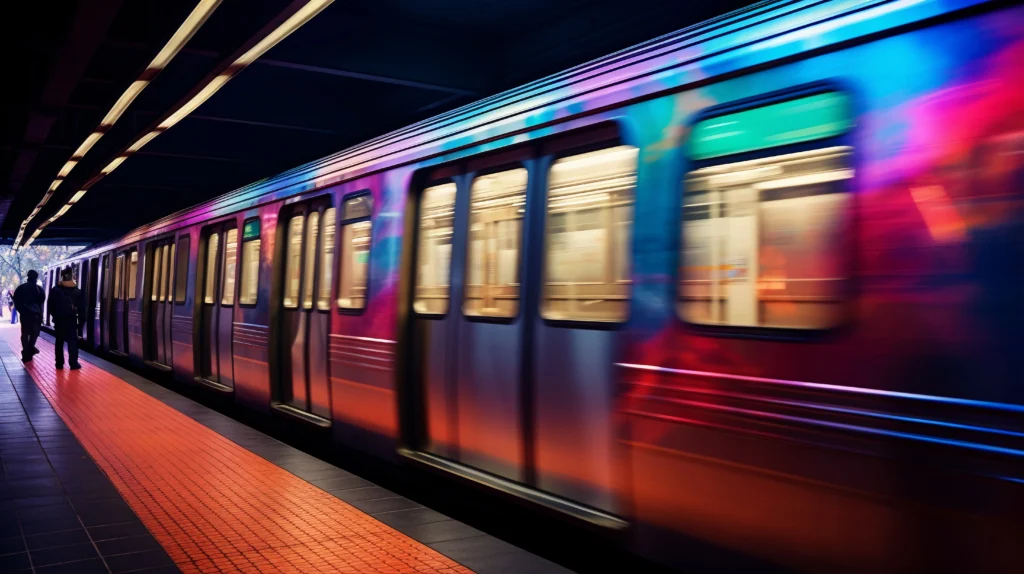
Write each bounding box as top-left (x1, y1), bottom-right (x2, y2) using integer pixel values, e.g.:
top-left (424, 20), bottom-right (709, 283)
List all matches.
top-left (127, 130), bottom-right (162, 152)
top-left (70, 190), bottom-right (88, 204)
top-left (71, 132), bottom-right (104, 159)
top-left (100, 81), bottom-right (150, 127)
top-left (158, 74), bottom-right (233, 130)
top-left (48, 180), bottom-right (62, 192)
top-left (57, 160), bottom-right (78, 178)
top-left (148, 1), bottom-right (221, 71)
top-left (101, 156), bottom-right (128, 175)
top-left (753, 169), bottom-right (854, 189)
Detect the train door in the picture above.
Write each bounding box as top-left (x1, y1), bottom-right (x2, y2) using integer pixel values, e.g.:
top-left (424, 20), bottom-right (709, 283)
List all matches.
top-left (531, 143), bottom-right (638, 515)
top-left (146, 238), bottom-right (176, 369)
top-left (409, 171), bottom-right (460, 462)
top-left (43, 269), bottom-right (53, 326)
top-left (276, 197), bottom-right (333, 421)
top-left (197, 223), bottom-right (238, 390)
top-left (99, 254), bottom-right (111, 349)
top-left (74, 262), bottom-right (86, 341)
top-left (412, 158), bottom-right (536, 482)
top-left (408, 140), bottom-right (637, 518)
top-left (110, 253), bottom-right (125, 354)
top-left (110, 250), bottom-right (134, 355)
top-left (85, 258), bottom-right (99, 346)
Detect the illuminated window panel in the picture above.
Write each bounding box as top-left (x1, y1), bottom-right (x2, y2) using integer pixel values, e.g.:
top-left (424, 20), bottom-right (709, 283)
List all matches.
top-left (165, 243), bottom-right (175, 302)
top-left (221, 228), bottom-right (238, 306)
top-left (679, 146), bottom-right (852, 329)
top-left (337, 196), bottom-right (373, 311)
top-left (283, 215), bottom-right (304, 309)
top-left (203, 234), bottom-right (219, 305)
top-left (541, 145), bottom-right (638, 322)
top-left (414, 184), bottom-right (457, 314)
top-left (301, 211), bottom-right (320, 310)
top-left (151, 246), bottom-right (163, 302)
top-left (128, 250), bottom-right (138, 300)
top-left (318, 208), bottom-right (336, 311)
top-left (175, 236), bottom-right (190, 304)
top-left (239, 220), bottom-right (260, 306)
top-left (464, 168), bottom-right (527, 318)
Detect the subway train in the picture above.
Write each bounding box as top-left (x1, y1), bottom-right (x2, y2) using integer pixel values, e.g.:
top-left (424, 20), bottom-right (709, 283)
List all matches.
top-left (41, 0), bottom-right (1024, 571)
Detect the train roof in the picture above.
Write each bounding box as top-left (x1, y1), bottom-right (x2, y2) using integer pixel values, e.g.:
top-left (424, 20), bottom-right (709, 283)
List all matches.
top-left (67, 0), bottom-right (987, 260)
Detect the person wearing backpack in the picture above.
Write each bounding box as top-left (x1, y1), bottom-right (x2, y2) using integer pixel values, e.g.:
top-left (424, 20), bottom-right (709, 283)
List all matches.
top-left (14, 270), bottom-right (45, 362)
top-left (48, 266), bottom-right (86, 370)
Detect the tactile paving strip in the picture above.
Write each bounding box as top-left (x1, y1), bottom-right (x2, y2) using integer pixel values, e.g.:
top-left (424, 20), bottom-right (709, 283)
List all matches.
top-left (4, 332), bottom-right (471, 574)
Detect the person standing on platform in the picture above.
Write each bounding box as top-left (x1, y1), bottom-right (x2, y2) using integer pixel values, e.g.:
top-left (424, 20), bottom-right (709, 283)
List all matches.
top-left (13, 271), bottom-right (45, 361)
top-left (48, 267), bottom-right (85, 370)
top-left (7, 289), bottom-right (16, 323)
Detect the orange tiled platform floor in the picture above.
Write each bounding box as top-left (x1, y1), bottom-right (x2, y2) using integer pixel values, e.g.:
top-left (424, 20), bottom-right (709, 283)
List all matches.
top-left (3, 331), bottom-right (471, 574)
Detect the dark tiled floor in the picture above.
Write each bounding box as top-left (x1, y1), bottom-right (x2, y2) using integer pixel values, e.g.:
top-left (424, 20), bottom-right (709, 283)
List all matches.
top-left (62, 337), bottom-right (573, 574)
top-left (0, 347), bottom-right (178, 574)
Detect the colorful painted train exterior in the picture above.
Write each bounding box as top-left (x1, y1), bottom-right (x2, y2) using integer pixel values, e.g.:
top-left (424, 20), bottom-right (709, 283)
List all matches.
top-left (45, 0), bottom-right (1023, 570)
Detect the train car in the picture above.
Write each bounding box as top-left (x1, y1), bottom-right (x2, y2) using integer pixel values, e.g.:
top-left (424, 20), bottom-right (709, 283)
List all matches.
top-left (44, 0), bottom-right (1024, 570)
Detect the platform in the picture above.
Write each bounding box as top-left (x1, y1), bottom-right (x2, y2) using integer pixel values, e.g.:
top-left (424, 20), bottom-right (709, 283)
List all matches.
top-left (0, 326), bottom-right (571, 574)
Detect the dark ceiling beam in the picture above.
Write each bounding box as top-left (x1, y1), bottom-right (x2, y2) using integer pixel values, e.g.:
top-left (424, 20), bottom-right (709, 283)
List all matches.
top-left (3, 0), bottom-right (123, 221)
top-left (187, 114), bottom-right (340, 135)
top-left (68, 104), bottom-right (335, 135)
top-left (96, 183), bottom-right (190, 192)
top-left (133, 150), bottom-right (253, 164)
top-left (110, 35), bottom-right (480, 96)
top-left (256, 58), bottom-right (477, 95)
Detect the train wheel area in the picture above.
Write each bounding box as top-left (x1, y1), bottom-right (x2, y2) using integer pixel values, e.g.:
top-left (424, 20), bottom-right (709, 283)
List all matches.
top-left (0, 325), bottom-right (586, 574)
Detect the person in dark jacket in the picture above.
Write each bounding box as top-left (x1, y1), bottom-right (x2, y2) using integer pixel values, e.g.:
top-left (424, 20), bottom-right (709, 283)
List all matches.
top-left (48, 267), bottom-right (86, 370)
top-left (13, 270), bottom-right (45, 362)
top-left (6, 289), bottom-right (14, 322)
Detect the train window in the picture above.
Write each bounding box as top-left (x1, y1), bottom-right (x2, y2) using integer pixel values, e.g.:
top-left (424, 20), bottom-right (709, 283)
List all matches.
top-left (166, 243), bottom-right (175, 302)
top-left (541, 145), bottom-right (638, 322)
top-left (128, 250), bottom-right (138, 300)
top-left (222, 228), bottom-right (238, 306)
top-left (318, 208), bottom-right (336, 310)
top-left (679, 146), bottom-right (852, 329)
top-left (239, 219), bottom-right (260, 305)
top-left (414, 183), bottom-right (456, 314)
top-left (302, 211), bottom-right (320, 310)
top-left (151, 247), bottom-right (163, 302)
top-left (283, 215), bottom-right (304, 308)
top-left (174, 236), bottom-right (189, 304)
top-left (204, 233), bottom-right (219, 305)
top-left (464, 168), bottom-right (527, 318)
top-left (337, 195), bottom-right (372, 310)
top-left (114, 254), bottom-right (124, 300)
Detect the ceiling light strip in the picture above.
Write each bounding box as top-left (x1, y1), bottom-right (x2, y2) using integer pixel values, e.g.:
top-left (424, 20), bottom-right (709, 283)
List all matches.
top-left (20, 0), bottom-right (334, 247)
top-left (13, 0), bottom-right (223, 250)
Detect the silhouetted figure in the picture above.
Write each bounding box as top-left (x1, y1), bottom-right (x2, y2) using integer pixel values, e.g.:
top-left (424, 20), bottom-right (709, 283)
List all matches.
top-left (48, 267), bottom-right (85, 370)
top-left (13, 271), bottom-right (45, 361)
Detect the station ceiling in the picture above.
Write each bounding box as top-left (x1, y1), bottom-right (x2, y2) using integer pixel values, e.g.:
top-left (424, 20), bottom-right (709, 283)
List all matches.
top-left (1, 0), bottom-right (753, 246)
